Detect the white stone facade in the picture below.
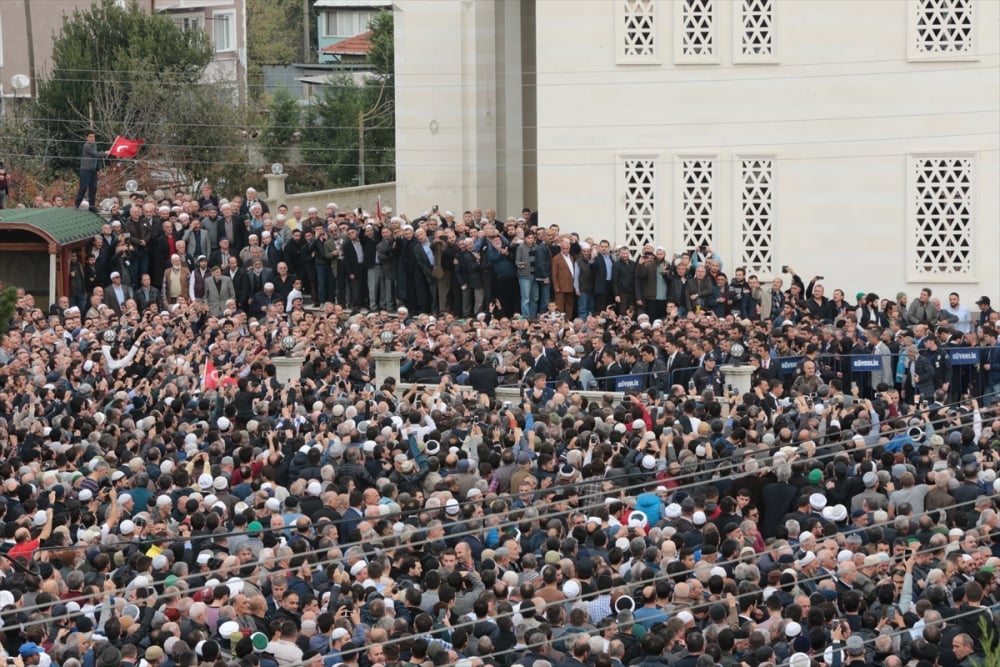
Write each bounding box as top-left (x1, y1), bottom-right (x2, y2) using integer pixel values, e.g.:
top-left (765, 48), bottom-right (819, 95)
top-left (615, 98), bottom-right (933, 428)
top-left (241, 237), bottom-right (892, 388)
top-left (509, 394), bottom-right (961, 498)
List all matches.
top-left (395, 0), bottom-right (999, 301)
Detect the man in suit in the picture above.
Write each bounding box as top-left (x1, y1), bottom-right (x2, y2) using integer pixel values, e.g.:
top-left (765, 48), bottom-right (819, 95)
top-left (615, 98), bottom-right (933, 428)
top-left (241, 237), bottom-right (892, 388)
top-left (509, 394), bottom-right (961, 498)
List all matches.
top-left (271, 262), bottom-right (296, 304)
top-left (245, 258), bottom-right (273, 303)
top-left (612, 246), bottom-right (637, 314)
top-left (551, 238), bottom-right (577, 317)
top-left (598, 348), bottom-right (623, 391)
top-left (749, 352), bottom-right (778, 388)
top-left (103, 271), bottom-right (134, 316)
top-left (135, 273), bottom-right (161, 313)
top-left (209, 237), bottom-right (237, 271)
top-left (593, 240), bottom-right (615, 313)
top-left (239, 187), bottom-right (269, 221)
top-left (411, 228), bottom-right (435, 314)
top-left (218, 203), bottom-right (247, 252)
top-left (251, 282), bottom-right (279, 320)
top-left (205, 265), bottom-right (237, 317)
top-left (226, 255), bottom-right (253, 314)
top-left (341, 226), bottom-right (367, 309)
top-left (664, 337), bottom-right (692, 388)
top-left (906, 344), bottom-right (936, 402)
top-left (530, 343), bottom-right (554, 381)
top-left (759, 466), bottom-right (800, 538)
top-left (151, 220), bottom-right (179, 288)
top-left (761, 379), bottom-right (784, 420)
top-left (261, 231), bottom-right (283, 268)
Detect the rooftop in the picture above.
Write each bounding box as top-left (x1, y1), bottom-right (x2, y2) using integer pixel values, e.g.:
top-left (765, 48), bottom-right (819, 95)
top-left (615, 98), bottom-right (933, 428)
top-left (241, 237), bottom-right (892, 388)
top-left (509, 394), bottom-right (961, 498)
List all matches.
top-left (0, 208), bottom-right (105, 246)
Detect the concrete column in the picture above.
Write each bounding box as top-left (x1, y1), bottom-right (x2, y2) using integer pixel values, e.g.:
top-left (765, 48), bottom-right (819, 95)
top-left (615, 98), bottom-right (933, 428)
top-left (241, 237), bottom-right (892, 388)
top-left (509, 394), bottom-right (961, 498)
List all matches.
top-left (48, 252), bottom-right (57, 308)
top-left (272, 356), bottom-right (303, 385)
top-left (264, 174), bottom-right (288, 206)
top-left (495, 0), bottom-right (524, 216)
top-left (372, 350), bottom-right (403, 387)
top-left (721, 364), bottom-right (754, 396)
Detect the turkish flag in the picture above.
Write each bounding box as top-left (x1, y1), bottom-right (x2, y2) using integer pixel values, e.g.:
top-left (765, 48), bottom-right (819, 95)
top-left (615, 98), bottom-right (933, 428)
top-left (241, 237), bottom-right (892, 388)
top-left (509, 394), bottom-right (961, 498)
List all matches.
top-left (203, 358), bottom-right (236, 391)
top-left (203, 358), bottom-right (218, 391)
top-left (109, 136), bottom-right (145, 159)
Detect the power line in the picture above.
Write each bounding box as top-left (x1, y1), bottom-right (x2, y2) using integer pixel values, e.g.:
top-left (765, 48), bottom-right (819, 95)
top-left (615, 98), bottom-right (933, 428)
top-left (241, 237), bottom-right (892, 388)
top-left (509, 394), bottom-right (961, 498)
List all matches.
top-left (0, 146), bottom-right (997, 172)
top-left (33, 52), bottom-right (1000, 80)
top-left (6, 108), bottom-right (997, 133)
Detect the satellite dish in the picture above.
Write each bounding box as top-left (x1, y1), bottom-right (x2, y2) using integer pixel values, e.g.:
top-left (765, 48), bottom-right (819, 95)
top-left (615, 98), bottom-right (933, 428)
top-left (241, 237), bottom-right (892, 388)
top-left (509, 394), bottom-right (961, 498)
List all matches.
top-left (125, 180), bottom-right (139, 193)
top-left (270, 163), bottom-right (284, 175)
top-left (10, 74), bottom-right (29, 91)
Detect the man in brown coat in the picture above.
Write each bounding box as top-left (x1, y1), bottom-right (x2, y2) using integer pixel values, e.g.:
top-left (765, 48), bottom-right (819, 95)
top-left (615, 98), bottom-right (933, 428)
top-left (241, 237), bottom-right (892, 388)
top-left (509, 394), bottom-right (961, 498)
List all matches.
top-left (551, 238), bottom-right (577, 316)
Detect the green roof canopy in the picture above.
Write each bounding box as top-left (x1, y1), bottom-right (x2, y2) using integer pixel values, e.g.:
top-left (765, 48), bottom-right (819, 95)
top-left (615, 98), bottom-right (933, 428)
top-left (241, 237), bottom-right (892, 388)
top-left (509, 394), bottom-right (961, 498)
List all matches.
top-left (0, 208), bottom-right (105, 246)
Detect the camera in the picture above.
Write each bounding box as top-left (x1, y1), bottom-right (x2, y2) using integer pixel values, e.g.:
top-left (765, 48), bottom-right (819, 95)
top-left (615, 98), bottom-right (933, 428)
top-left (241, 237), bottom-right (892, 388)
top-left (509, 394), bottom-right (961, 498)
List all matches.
top-left (781, 265), bottom-right (789, 273)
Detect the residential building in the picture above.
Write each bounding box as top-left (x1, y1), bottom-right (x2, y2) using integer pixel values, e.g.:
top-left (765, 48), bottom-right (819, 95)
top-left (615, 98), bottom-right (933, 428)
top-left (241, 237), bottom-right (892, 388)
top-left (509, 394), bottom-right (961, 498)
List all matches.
top-left (0, 1), bottom-right (247, 105)
top-left (316, 0), bottom-right (391, 63)
top-left (154, 0), bottom-right (248, 105)
top-left (394, 0), bottom-right (999, 300)
top-left (0, 0), bottom-right (95, 99)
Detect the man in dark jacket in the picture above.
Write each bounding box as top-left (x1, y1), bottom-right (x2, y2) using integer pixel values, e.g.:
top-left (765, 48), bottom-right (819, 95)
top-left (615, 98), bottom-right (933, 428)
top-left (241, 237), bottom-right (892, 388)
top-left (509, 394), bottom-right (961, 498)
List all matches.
top-left (593, 240), bottom-right (615, 313)
top-left (612, 247), bottom-right (637, 315)
top-left (760, 466), bottom-right (800, 538)
top-left (75, 131), bottom-right (106, 210)
top-left (575, 243), bottom-right (596, 318)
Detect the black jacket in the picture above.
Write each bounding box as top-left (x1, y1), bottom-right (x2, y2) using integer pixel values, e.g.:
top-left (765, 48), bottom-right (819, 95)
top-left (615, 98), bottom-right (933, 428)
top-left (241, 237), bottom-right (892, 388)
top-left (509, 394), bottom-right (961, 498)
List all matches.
top-left (612, 260), bottom-right (637, 299)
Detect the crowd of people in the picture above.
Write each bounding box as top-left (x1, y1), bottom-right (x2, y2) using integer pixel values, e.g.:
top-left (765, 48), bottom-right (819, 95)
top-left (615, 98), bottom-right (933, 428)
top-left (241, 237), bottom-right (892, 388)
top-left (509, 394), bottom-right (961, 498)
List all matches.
top-left (0, 186), bottom-right (998, 667)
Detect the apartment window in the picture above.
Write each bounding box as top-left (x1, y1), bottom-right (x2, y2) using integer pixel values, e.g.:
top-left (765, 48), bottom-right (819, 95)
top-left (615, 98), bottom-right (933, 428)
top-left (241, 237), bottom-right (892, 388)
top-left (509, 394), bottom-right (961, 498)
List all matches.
top-left (620, 157), bottom-right (658, 252)
top-left (910, 0), bottom-right (976, 59)
top-left (618, 0), bottom-right (658, 64)
top-left (174, 13), bottom-right (202, 32)
top-left (736, 0), bottom-right (775, 62)
top-left (325, 10), bottom-right (377, 39)
top-left (213, 11), bottom-right (235, 52)
top-left (737, 157), bottom-right (775, 275)
top-left (679, 157), bottom-right (717, 253)
top-left (676, 0), bottom-right (717, 63)
top-left (909, 155), bottom-right (974, 279)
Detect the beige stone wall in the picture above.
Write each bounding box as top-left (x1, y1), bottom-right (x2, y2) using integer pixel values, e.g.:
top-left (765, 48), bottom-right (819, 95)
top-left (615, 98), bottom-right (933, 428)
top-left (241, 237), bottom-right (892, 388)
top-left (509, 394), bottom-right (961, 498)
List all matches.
top-left (274, 182), bottom-right (397, 217)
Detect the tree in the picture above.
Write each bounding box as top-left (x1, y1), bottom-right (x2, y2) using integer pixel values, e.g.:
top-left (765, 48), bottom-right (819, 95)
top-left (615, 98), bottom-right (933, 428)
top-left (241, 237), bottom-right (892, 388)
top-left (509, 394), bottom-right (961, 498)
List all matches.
top-left (38, 0), bottom-right (213, 156)
top-left (261, 88), bottom-right (301, 164)
top-left (35, 0), bottom-right (219, 173)
top-left (246, 0), bottom-right (304, 102)
top-left (299, 11), bottom-right (394, 187)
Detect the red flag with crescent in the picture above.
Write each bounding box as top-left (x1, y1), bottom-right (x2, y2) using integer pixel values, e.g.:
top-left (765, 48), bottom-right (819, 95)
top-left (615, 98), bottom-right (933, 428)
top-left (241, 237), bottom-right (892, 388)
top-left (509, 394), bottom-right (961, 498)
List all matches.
top-left (109, 136), bottom-right (145, 159)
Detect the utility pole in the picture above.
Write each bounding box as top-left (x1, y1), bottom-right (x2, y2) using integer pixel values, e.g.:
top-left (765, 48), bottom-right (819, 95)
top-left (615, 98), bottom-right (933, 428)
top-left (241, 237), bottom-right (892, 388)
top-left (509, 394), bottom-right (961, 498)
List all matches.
top-left (303, 0), bottom-right (311, 62)
top-left (358, 111), bottom-right (365, 186)
top-left (24, 0), bottom-right (37, 98)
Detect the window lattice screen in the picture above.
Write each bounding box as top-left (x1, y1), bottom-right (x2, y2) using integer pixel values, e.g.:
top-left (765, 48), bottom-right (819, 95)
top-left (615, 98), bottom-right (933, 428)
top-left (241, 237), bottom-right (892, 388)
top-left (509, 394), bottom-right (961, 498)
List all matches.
top-left (740, 0), bottom-right (773, 57)
top-left (739, 158), bottom-right (774, 274)
top-left (623, 159), bottom-right (657, 252)
top-left (623, 0), bottom-right (656, 59)
top-left (914, 0), bottom-right (974, 55)
top-left (912, 156), bottom-right (973, 275)
top-left (681, 159), bottom-right (715, 253)
top-left (681, 0), bottom-right (715, 57)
